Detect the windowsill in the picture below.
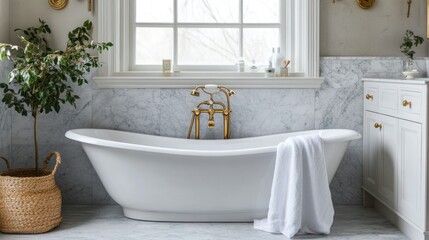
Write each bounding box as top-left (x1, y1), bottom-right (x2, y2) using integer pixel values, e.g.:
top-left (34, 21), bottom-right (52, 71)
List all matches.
top-left (93, 72), bottom-right (324, 88)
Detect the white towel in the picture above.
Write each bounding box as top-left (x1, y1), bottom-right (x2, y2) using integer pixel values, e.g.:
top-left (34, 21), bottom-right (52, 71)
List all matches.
top-left (254, 134), bottom-right (334, 238)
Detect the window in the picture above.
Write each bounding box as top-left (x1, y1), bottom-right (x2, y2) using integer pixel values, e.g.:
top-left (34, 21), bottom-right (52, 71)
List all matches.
top-left (96, 0), bottom-right (321, 88)
top-left (131, 0), bottom-right (284, 71)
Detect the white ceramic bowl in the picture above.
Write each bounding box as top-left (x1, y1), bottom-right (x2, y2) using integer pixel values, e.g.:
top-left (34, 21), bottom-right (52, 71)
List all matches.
top-left (403, 70), bottom-right (419, 79)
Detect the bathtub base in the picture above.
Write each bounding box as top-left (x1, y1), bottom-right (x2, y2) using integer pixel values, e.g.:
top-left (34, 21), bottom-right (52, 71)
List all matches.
top-left (123, 208), bottom-right (267, 222)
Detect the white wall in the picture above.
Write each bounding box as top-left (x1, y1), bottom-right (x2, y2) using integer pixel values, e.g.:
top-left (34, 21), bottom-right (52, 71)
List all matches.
top-left (0, 0), bottom-right (9, 43)
top-left (9, 0), bottom-right (95, 50)
top-left (6, 0), bottom-right (429, 56)
top-left (321, 0), bottom-right (428, 57)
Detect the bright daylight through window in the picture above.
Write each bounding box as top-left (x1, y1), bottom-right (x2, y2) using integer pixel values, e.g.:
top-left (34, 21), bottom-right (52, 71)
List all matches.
top-left (132, 0), bottom-right (283, 71)
top-left (96, 0), bottom-right (320, 87)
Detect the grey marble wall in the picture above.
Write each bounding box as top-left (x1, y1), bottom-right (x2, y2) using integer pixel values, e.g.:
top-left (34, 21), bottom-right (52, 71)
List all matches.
top-left (1, 57), bottom-right (426, 205)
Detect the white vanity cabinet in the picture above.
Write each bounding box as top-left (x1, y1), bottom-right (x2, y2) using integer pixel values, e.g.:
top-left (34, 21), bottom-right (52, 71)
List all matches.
top-left (362, 78), bottom-right (429, 240)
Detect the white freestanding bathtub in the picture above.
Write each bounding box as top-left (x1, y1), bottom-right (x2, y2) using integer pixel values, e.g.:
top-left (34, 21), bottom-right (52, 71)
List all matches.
top-left (65, 129), bottom-right (360, 222)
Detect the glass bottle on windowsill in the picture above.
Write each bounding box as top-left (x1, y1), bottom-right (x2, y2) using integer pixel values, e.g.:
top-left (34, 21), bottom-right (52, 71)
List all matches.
top-left (272, 47), bottom-right (285, 77)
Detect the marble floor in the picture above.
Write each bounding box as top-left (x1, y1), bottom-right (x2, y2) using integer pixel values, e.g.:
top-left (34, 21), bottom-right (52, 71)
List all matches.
top-left (2, 205), bottom-right (408, 240)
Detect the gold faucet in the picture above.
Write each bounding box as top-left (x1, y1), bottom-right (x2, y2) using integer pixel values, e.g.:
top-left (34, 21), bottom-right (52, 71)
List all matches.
top-left (187, 85), bottom-right (235, 139)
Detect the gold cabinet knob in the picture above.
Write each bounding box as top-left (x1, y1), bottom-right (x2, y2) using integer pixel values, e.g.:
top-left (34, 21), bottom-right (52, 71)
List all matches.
top-left (402, 100), bottom-right (412, 107)
top-left (366, 94), bottom-right (374, 100)
top-left (374, 123), bottom-right (382, 129)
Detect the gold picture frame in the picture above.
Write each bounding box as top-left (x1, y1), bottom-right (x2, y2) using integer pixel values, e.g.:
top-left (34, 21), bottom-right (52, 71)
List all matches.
top-left (357, 0), bottom-right (376, 9)
top-left (48, 0), bottom-right (68, 10)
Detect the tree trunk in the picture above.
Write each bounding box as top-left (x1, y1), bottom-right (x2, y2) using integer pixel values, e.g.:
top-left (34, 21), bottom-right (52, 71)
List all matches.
top-left (33, 110), bottom-right (39, 173)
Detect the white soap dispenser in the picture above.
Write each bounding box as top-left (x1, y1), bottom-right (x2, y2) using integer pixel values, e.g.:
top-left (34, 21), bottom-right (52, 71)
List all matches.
top-left (272, 47), bottom-right (285, 77)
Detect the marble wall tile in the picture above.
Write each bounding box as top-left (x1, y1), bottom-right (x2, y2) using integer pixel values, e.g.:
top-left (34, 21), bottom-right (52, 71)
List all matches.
top-left (364, 58), bottom-right (425, 79)
top-left (425, 58), bottom-right (429, 75)
top-left (11, 106), bottom-right (92, 146)
top-left (315, 81), bottom-right (363, 147)
top-left (320, 59), bottom-right (370, 89)
top-left (159, 89), bottom-right (316, 139)
top-left (55, 145), bottom-right (94, 204)
top-left (159, 89), bottom-right (202, 138)
top-left (92, 89), bottom-right (161, 136)
top-left (369, 59), bottom-right (403, 73)
top-left (330, 146), bottom-right (363, 205)
top-left (229, 89), bottom-right (315, 138)
top-left (413, 59), bottom-right (427, 77)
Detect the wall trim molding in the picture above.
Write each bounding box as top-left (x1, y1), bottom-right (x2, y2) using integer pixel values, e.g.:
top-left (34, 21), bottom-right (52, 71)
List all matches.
top-left (93, 76), bottom-right (324, 89)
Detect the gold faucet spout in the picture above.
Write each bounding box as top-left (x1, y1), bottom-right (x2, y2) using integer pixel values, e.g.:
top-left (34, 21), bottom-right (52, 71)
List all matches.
top-left (208, 108), bottom-right (215, 128)
top-left (187, 85), bottom-right (234, 139)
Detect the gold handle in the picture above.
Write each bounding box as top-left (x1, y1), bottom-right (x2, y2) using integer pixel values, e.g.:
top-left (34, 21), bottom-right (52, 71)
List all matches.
top-left (407, 0), bottom-right (412, 18)
top-left (366, 94), bottom-right (374, 100)
top-left (402, 100), bottom-right (412, 107)
top-left (374, 123), bottom-right (382, 129)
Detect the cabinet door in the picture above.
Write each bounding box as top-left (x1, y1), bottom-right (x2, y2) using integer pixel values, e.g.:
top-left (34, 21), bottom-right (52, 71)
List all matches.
top-left (364, 112), bottom-right (397, 208)
top-left (398, 119), bottom-right (422, 227)
top-left (377, 114), bottom-right (398, 208)
top-left (363, 111), bottom-right (382, 193)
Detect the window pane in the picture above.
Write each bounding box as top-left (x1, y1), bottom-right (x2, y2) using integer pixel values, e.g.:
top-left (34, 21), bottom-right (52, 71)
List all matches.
top-left (178, 28), bottom-right (239, 65)
top-left (135, 28), bottom-right (173, 65)
top-left (243, 0), bottom-right (279, 23)
top-left (243, 28), bottom-right (279, 65)
top-left (136, 0), bottom-right (173, 23)
top-left (178, 0), bottom-right (239, 23)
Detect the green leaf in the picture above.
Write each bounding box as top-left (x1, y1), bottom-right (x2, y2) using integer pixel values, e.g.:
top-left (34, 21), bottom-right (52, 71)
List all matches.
top-left (401, 29), bottom-right (424, 59)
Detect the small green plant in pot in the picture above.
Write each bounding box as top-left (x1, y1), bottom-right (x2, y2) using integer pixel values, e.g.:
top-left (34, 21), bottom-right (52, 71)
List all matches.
top-left (400, 29), bottom-right (424, 73)
top-left (0, 19), bottom-right (112, 233)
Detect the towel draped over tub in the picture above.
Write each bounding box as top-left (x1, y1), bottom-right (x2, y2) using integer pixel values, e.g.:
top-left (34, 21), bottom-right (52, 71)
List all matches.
top-left (254, 134), bottom-right (334, 238)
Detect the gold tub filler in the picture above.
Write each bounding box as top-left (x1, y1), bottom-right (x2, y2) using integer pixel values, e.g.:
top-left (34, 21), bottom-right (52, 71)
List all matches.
top-left (187, 85), bottom-right (235, 139)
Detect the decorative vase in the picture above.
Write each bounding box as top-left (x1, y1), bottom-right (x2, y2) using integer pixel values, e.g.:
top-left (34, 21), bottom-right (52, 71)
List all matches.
top-left (0, 151), bottom-right (62, 233)
top-left (404, 58), bottom-right (416, 72)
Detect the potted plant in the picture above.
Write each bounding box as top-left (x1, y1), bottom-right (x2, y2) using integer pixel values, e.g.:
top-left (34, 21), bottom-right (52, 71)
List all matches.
top-left (400, 29), bottom-right (424, 73)
top-left (0, 19), bottom-right (112, 233)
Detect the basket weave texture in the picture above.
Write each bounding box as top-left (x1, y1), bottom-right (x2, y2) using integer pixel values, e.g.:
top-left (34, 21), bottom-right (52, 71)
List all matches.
top-left (0, 151), bottom-right (62, 234)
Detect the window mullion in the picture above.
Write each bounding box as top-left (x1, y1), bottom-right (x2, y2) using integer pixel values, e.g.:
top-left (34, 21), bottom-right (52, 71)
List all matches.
top-left (239, 0), bottom-right (243, 59)
top-left (173, 0), bottom-right (178, 70)
top-left (134, 23), bottom-right (280, 28)
top-left (128, 0), bottom-right (134, 72)
top-left (281, 0), bottom-right (287, 68)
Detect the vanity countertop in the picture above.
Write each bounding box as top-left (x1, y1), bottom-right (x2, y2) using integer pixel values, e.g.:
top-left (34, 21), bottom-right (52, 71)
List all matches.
top-left (362, 77), bottom-right (429, 85)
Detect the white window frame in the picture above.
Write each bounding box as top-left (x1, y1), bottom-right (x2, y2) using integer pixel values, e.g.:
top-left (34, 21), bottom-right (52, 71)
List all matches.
top-left (130, 0), bottom-right (286, 72)
top-left (95, 0), bottom-right (322, 88)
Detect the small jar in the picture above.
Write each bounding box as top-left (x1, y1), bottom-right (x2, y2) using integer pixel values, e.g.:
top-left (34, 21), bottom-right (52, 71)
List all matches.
top-left (265, 68), bottom-right (275, 77)
top-left (280, 67), bottom-right (288, 77)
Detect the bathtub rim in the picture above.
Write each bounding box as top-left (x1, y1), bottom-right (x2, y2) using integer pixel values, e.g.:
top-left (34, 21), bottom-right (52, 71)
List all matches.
top-left (66, 128), bottom-right (361, 157)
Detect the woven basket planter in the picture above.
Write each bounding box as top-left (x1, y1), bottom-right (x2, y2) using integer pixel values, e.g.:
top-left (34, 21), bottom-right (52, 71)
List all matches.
top-left (0, 151), bottom-right (63, 234)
